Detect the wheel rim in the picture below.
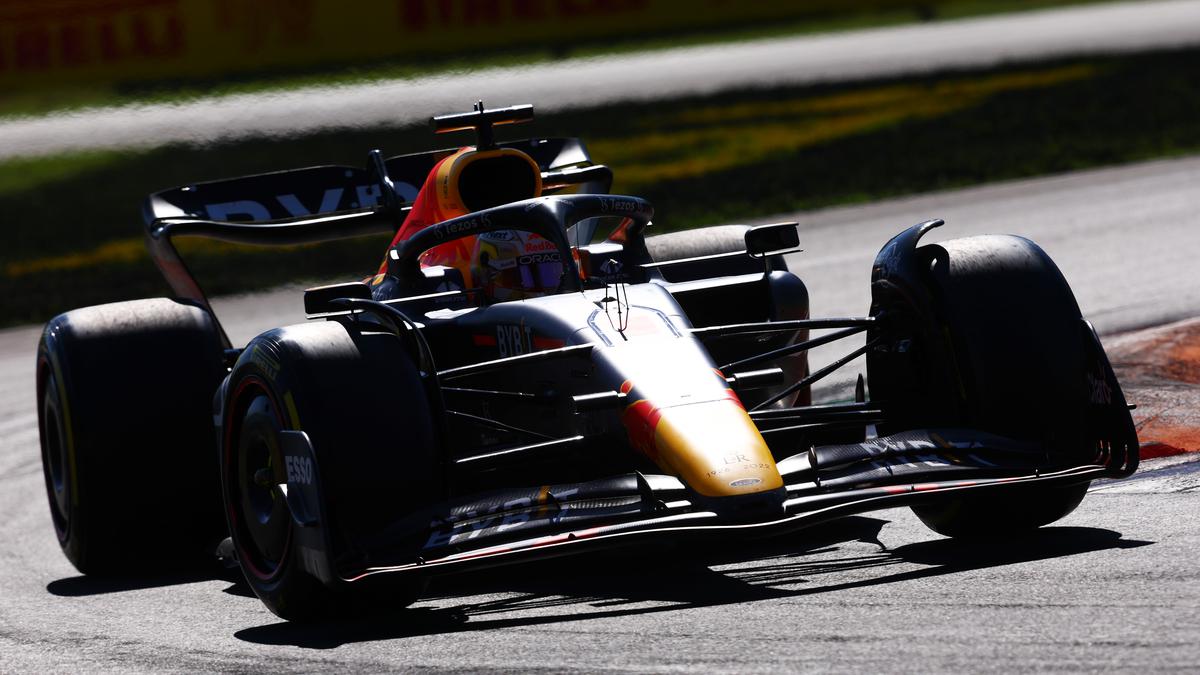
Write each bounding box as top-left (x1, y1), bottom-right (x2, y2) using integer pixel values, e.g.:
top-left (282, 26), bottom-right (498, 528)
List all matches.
top-left (39, 369), bottom-right (71, 543)
top-left (225, 381), bottom-right (292, 582)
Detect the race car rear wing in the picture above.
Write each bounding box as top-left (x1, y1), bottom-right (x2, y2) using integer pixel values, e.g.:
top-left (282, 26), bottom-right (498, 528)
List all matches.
top-left (141, 137), bottom-right (612, 348)
top-left (142, 137), bottom-right (602, 223)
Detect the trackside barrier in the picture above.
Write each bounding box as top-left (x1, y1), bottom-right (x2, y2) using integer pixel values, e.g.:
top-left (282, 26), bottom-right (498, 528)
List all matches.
top-left (2, 0), bottom-right (963, 91)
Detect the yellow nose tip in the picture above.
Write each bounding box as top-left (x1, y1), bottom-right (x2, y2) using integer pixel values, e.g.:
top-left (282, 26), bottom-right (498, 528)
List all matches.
top-left (628, 398), bottom-right (783, 498)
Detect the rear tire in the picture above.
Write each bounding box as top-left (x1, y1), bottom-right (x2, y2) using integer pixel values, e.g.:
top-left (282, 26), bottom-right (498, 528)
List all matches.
top-left (897, 235), bottom-right (1096, 537)
top-left (645, 225), bottom-right (762, 282)
top-left (36, 298), bottom-right (227, 574)
top-left (646, 225), bottom-right (809, 407)
top-left (221, 320), bottom-right (440, 621)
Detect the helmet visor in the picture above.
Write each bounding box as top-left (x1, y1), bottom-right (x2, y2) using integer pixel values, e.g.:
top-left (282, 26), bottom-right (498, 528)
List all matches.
top-left (517, 256), bottom-right (563, 291)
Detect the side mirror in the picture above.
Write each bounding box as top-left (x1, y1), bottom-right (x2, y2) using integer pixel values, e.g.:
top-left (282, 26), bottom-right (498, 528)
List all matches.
top-left (744, 222), bottom-right (800, 258)
top-left (304, 281), bottom-right (372, 315)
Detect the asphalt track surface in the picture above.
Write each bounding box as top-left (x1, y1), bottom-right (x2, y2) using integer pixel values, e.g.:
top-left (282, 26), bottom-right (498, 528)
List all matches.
top-left (1, 155), bottom-right (1197, 671)
top-left (3, 0), bottom-right (1200, 160)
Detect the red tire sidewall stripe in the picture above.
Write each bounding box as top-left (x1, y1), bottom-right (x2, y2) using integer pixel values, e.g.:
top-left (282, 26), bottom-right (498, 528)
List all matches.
top-left (224, 374), bottom-right (293, 584)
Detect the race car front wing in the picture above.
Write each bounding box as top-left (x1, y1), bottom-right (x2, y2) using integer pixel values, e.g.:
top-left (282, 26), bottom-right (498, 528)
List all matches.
top-left (273, 426), bottom-right (1134, 588)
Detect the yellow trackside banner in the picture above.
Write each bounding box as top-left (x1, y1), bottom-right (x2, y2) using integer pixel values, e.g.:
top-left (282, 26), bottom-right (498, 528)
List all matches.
top-left (0, 0), bottom-right (922, 91)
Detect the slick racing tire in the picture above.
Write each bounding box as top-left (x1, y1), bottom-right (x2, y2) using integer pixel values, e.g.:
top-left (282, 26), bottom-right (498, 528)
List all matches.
top-left (645, 225), bottom-right (763, 282)
top-left (36, 298), bottom-right (227, 574)
top-left (646, 224), bottom-right (809, 407)
top-left (904, 235), bottom-right (1097, 537)
top-left (221, 320), bottom-right (440, 621)
top-left (912, 482), bottom-right (1090, 538)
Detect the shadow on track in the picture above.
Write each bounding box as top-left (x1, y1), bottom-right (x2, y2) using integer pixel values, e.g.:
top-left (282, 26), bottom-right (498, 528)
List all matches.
top-left (233, 518), bottom-right (1152, 650)
top-left (47, 569), bottom-right (235, 597)
top-left (46, 559), bottom-right (243, 597)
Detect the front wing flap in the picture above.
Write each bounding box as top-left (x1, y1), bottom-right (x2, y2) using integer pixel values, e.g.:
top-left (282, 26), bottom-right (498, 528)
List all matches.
top-left (285, 428), bottom-right (1122, 585)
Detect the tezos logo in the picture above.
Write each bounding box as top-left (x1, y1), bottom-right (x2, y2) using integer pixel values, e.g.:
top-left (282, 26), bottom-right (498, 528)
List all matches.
top-left (599, 197), bottom-right (638, 213)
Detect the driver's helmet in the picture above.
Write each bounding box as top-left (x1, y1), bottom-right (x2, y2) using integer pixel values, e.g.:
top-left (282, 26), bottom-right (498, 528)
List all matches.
top-left (472, 229), bottom-right (563, 301)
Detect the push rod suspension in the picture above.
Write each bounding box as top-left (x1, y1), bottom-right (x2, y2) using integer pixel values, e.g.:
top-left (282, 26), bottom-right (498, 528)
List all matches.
top-left (751, 338), bottom-right (880, 411)
top-left (720, 324), bottom-right (869, 372)
top-left (692, 316), bottom-right (876, 339)
top-left (445, 410), bottom-right (556, 441)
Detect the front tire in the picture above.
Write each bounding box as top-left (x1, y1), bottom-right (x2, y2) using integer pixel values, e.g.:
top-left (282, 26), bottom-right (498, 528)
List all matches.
top-left (912, 483), bottom-right (1089, 538)
top-left (221, 320), bottom-right (440, 620)
top-left (893, 235), bottom-right (1103, 536)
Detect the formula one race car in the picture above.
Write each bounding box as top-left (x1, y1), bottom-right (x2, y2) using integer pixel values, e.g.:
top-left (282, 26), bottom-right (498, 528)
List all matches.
top-left (36, 103), bottom-right (1138, 620)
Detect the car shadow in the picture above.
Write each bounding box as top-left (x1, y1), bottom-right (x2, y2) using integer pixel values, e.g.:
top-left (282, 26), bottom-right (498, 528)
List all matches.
top-left (46, 565), bottom-right (238, 597)
top-left (233, 518), bottom-right (1153, 650)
